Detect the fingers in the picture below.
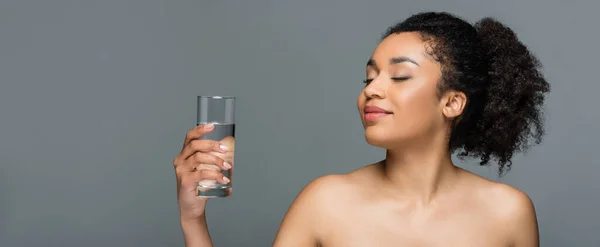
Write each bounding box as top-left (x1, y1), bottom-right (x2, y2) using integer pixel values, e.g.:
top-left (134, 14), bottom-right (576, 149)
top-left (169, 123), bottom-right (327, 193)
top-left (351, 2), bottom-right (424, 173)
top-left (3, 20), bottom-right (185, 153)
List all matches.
top-left (173, 124), bottom-right (232, 174)
top-left (197, 169), bottom-right (230, 184)
top-left (183, 124), bottom-right (216, 147)
top-left (179, 169), bottom-right (231, 188)
top-left (178, 139), bottom-right (229, 162)
top-left (176, 152), bottom-right (232, 172)
top-left (176, 124), bottom-right (232, 189)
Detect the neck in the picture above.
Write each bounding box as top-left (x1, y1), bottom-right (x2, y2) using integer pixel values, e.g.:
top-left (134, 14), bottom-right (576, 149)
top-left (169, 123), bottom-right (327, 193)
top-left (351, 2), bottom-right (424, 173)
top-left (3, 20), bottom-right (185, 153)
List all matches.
top-left (380, 139), bottom-right (459, 206)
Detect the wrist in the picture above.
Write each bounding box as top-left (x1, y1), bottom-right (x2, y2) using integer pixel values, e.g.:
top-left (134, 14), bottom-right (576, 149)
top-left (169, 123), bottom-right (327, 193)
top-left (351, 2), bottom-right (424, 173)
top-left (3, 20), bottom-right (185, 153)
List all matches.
top-left (180, 214), bottom-right (205, 225)
top-left (180, 214), bottom-right (212, 247)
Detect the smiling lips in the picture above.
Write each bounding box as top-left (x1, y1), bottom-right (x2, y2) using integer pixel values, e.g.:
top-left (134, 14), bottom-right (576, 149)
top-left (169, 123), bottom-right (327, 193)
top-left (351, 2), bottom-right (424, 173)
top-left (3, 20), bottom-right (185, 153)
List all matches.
top-left (363, 105), bottom-right (392, 121)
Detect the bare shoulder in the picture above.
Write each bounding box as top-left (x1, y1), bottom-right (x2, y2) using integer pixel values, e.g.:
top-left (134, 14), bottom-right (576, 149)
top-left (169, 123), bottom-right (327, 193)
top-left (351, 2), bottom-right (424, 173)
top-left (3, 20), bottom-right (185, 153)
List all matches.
top-left (487, 181), bottom-right (539, 246)
top-left (272, 173), bottom-right (361, 247)
top-left (288, 172), bottom-right (365, 217)
top-left (469, 173), bottom-right (536, 220)
top-left (461, 170), bottom-right (539, 246)
top-left (293, 163), bottom-right (378, 205)
top-left (489, 183), bottom-right (536, 216)
top-left (303, 173), bottom-right (357, 195)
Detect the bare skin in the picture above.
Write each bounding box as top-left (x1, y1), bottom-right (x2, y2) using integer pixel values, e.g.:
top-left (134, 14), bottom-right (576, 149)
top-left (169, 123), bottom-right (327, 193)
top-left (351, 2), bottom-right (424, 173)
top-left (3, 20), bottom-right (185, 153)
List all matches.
top-left (174, 32), bottom-right (539, 247)
top-left (273, 164), bottom-right (538, 247)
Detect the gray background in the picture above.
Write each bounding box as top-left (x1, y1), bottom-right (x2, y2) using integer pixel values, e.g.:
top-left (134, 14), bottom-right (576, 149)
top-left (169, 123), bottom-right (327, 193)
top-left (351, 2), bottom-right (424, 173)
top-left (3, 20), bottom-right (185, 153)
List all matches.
top-left (0, 0), bottom-right (598, 246)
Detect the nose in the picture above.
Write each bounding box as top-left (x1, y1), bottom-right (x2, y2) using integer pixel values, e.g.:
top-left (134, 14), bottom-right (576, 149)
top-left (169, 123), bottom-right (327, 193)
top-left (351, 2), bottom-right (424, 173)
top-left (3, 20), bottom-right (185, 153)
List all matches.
top-left (363, 78), bottom-right (386, 99)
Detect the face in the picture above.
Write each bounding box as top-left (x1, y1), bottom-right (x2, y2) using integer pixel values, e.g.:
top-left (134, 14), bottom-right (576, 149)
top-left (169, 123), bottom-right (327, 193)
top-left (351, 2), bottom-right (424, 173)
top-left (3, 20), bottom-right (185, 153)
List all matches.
top-left (357, 32), bottom-right (461, 149)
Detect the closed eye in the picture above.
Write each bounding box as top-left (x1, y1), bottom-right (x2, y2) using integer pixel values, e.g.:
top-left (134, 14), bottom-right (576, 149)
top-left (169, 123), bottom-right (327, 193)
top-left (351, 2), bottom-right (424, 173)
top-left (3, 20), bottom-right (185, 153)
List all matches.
top-left (363, 77), bottom-right (410, 84)
top-left (392, 77), bottom-right (411, 82)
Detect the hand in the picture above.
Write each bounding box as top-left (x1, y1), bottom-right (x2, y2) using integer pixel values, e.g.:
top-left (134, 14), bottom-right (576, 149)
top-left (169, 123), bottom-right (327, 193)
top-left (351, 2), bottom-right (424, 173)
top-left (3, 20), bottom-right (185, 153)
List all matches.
top-left (173, 123), bottom-right (233, 220)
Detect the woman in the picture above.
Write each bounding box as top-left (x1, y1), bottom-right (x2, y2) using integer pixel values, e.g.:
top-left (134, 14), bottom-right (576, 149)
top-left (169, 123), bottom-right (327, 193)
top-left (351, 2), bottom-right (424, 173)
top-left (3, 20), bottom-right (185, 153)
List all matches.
top-left (173, 12), bottom-right (550, 246)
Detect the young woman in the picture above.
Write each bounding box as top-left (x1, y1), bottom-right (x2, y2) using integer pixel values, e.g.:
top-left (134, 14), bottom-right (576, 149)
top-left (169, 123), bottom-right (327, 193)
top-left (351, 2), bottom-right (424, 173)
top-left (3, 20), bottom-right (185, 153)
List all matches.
top-left (172, 12), bottom-right (550, 247)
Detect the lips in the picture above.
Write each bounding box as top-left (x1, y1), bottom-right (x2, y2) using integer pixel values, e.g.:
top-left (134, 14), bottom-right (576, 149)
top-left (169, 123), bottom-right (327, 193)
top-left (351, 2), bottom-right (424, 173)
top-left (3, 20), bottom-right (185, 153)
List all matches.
top-left (364, 105), bottom-right (391, 114)
top-left (363, 105), bottom-right (392, 121)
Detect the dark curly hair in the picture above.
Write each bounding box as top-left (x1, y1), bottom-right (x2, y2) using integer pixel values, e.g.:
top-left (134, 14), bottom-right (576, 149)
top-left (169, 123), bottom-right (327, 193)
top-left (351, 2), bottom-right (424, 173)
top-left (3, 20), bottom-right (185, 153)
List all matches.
top-left (383, 12), bottom-right (550, 175)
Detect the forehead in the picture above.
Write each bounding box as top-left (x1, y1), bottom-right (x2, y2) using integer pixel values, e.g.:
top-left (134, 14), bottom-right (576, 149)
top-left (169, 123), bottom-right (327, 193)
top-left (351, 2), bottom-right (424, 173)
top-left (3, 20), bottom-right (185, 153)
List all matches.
top-left (369, 32), bottom-right (431, 66)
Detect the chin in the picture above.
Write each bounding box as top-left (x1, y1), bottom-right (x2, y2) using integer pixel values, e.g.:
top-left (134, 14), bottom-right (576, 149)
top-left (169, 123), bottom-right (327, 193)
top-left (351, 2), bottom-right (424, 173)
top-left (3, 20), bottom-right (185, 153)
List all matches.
top-left (364, 126), bottom-right (398, 149)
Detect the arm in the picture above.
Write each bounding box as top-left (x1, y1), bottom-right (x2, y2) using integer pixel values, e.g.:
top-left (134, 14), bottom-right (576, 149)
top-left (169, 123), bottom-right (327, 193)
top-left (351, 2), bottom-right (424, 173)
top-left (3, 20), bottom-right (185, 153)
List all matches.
top-left (180, 214), bottom-right (213, 247)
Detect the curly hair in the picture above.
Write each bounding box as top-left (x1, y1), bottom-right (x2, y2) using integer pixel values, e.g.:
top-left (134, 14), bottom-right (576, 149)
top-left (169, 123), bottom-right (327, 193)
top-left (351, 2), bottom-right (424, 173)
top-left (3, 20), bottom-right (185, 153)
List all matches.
top-left (383, 12), bottom-right (550, 175)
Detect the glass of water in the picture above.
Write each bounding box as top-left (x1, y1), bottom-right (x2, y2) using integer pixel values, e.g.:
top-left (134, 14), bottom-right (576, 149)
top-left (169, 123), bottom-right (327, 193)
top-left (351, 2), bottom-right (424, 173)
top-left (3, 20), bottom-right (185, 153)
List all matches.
top-left (196, 96), bottom-right (235, 198)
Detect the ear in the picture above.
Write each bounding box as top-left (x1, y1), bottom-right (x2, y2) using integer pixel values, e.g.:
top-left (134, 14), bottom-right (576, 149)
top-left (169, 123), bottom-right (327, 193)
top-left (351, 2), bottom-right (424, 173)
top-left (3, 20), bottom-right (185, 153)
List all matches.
top-left (441, 90), bottom-right (467, 119)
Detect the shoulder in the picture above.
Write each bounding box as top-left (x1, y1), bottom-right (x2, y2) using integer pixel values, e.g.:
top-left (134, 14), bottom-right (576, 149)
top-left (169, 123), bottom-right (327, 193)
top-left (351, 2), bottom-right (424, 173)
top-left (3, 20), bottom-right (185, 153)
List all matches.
top-left (467, 174), bottom-right (539, 246)
top-left (293, 163), bottom-right (378, 206)
top-left (272, 173), bottom-right (360, 246)
top-left (289, 173), bottom-right (359, 214)
top-left (491, 182), bottom-right (538, 224)
top-left (491, 183), bottom-right (539, 246)
top-left (460, 170), bottom-right (536, 217)
top-left (494, 184), bottom-right (535, 209)
top-left (482, 181), bottom-right (537, 222)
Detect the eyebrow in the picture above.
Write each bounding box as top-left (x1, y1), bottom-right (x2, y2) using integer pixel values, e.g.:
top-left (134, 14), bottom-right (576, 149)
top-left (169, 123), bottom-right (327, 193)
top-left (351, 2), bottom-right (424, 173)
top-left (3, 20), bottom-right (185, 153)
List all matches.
top-left (367, 56), bottom-right (420, 67)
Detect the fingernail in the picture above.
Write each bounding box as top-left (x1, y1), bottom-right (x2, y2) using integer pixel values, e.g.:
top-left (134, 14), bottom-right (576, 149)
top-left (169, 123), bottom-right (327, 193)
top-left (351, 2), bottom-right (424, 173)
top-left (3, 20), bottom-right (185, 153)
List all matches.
top-left (223, 162), bottom-right (232, 169)
top-left (223, 177), bottom-right (231, 183)
top-left (219, 145), bottom-right (228, 151)
top-left (204, 123), bottom-right (214, 129)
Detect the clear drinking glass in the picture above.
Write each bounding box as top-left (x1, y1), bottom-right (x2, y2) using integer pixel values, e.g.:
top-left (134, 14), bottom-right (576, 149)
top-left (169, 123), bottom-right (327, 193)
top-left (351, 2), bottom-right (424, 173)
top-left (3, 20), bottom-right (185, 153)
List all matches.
top-left (196, 96), bottom-right (235, 198)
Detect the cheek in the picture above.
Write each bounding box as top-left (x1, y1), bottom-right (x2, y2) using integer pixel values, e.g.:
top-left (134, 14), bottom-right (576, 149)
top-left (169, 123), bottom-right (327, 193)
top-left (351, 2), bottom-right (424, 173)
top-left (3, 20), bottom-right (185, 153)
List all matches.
top-left (390, 84), bottom-right (440, 131)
